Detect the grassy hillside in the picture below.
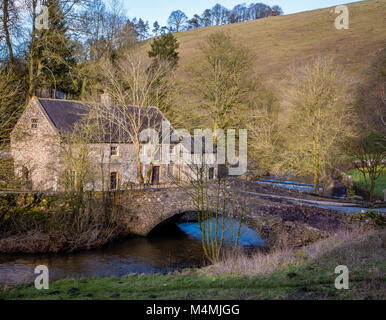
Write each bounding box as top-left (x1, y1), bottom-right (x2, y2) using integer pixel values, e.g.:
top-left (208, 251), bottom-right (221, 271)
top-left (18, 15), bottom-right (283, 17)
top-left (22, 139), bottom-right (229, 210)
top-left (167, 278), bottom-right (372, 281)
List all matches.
top-left (163, 0), bottom-right (385, 86)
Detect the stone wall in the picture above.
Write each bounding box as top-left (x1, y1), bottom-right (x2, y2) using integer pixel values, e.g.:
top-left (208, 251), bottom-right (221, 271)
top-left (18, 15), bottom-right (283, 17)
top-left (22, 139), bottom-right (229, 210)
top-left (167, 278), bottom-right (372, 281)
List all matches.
top-left (9, 98), bottom-right (171, 192)
top-left (10, 98), bottom-right (62, 191)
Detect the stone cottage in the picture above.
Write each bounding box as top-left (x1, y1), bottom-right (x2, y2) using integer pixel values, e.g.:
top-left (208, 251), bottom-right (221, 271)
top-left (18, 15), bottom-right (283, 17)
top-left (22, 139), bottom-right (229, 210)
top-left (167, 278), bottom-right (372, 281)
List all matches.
top-left (10, 97), bottom-right (217, 191)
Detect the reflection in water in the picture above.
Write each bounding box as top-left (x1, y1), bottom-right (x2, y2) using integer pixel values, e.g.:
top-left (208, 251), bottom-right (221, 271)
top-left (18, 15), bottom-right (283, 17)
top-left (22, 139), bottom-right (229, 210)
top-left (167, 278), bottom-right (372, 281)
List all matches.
top-left (178, 218), bottom-right (267, 247)
top-left (0, 219), bottom-right (265, 286)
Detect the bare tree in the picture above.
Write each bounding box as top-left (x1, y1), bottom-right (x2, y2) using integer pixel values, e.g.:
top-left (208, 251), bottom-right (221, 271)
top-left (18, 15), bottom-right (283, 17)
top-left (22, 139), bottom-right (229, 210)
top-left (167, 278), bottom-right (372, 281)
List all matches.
top-left (283, 57), bottom-right (354, 193)
top-left (167, 10), bottom-right (187, 32)
top-left (184, 32), bottom-right (252, 142)
top-left (96, 48), bottom-right (174, 184)
top-left (169, 158), bottom-right (244, 263)
top-left (0, 0), bottom-right (20, 68)
top-left (0, 67), bottom-right (23, 147)
top-left (352, 133), bottom-right (385, 202)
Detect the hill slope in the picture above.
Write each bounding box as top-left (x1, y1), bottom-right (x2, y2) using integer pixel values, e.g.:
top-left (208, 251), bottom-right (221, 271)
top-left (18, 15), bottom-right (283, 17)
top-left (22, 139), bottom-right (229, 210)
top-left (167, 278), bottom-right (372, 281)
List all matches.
top-left (169, 0), bottom-right (385, 85)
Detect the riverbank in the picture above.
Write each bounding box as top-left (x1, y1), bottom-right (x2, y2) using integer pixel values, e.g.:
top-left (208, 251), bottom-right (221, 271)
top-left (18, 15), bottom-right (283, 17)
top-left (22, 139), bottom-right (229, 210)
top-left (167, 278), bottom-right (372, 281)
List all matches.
top-left (1, 229), bottom-right (384, 300)
top-left (0, 192), bottom-right (127, 253)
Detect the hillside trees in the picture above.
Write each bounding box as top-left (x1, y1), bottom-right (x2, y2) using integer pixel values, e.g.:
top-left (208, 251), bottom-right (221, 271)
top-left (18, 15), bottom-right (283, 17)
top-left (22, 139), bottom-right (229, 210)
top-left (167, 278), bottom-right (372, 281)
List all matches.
top-left (283, 58), bottom-right (354, 194)
top-left (167, 10), bottom-right (188, 32)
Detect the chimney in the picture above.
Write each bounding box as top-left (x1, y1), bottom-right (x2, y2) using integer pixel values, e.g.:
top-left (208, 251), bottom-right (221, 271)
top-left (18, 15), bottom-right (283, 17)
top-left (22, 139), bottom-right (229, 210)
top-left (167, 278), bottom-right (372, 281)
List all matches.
top-left (101, 90), bottom-right (111, 107)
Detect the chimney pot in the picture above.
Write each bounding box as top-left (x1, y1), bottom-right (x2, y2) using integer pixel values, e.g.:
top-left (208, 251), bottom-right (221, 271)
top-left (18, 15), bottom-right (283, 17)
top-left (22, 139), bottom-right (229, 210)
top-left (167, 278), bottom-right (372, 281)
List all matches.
top-left (101, 90), bottom-right (111, 106)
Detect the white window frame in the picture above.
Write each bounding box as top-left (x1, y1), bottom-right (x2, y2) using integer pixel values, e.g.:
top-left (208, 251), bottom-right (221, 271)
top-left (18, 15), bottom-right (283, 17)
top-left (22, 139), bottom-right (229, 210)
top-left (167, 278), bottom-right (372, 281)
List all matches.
top-left (110, 145), bottom-right (119, 157)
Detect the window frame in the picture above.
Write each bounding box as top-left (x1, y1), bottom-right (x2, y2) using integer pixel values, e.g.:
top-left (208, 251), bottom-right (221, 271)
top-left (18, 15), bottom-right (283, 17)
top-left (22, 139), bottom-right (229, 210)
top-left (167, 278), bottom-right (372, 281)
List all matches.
top-left (110, 145), bottom-right (119, 157)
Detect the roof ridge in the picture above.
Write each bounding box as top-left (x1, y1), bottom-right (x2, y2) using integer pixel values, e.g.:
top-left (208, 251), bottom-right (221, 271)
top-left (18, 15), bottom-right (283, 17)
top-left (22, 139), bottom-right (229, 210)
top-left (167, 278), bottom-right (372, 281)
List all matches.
top-left (37, 97), bottom-right (92, 104)
top-left (36, 97), bottom-right (163, 112)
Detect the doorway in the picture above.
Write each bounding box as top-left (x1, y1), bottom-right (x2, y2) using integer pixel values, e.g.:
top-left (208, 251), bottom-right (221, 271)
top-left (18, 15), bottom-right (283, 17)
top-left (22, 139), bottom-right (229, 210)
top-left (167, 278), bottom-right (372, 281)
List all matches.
top-left (151, 166), bottom-right (160, 185)
top-left (110, 172), bottom-right (118, 190)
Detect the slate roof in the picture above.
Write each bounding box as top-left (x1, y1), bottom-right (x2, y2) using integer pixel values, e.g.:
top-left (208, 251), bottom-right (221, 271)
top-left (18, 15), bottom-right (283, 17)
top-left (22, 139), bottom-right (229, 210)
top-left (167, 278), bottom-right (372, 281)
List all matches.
top-left (37, 98), bottom-right (166, 143)
top-left (38, 99), bottom-right (88, 133)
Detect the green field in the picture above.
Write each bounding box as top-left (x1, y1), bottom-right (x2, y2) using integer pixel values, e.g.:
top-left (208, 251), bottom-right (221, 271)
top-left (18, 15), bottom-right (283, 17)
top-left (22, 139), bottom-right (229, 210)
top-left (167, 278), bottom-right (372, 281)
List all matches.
top-left (347, 169), bottom-right (386, 199)
top-left (1, 230), bottom-right (384, 300)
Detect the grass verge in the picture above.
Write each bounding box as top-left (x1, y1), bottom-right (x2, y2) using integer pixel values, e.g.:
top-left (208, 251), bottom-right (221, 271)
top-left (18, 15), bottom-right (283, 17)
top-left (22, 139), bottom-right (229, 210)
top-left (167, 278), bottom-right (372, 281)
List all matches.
top-left (0, 229), bottom-right (384, 300)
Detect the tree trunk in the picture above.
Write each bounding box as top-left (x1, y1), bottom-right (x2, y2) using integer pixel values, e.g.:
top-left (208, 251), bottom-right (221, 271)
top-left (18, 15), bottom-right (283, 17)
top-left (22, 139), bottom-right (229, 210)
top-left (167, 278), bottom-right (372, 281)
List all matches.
top-left (135, 144), bottom-right (144, 184)
top-left (313, 163), bottom-right (320, 194)
top-left (369, 178), bottom-right (376, 202)
top-left (3, 0), bottom-right (14, 69)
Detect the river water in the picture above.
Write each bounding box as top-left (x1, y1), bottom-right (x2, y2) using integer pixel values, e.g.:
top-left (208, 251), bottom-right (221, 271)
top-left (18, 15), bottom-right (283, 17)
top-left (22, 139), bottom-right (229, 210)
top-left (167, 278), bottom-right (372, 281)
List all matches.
top-left (0, 219), bottom-right (265, 286)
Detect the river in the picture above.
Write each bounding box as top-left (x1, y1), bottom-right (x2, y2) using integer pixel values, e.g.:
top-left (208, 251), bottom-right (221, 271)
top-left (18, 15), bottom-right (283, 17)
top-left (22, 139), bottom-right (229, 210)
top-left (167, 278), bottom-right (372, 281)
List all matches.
top-left (0, 218), bottom-right (265, 286)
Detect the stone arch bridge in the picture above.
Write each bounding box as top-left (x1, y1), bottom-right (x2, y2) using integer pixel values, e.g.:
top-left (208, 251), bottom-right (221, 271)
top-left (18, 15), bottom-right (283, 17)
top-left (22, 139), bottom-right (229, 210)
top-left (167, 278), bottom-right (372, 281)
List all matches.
top-left (116, 186), bottom-right (355, 248)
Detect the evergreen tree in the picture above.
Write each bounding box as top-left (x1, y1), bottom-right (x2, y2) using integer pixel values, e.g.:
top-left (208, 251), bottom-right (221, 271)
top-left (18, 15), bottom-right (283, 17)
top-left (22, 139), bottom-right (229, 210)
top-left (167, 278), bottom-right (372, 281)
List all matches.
top-left (152, 21), bottom-right (160, 36)
top-left (37, 0), bottom-right (78, 97)
top-left (148, 33), bottom-right (179, 68)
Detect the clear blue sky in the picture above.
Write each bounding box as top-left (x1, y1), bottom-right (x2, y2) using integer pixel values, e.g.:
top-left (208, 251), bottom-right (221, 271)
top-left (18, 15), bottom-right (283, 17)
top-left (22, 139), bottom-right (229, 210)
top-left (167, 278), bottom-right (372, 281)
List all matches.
top-left (122, 0), bottom-right (364, 27)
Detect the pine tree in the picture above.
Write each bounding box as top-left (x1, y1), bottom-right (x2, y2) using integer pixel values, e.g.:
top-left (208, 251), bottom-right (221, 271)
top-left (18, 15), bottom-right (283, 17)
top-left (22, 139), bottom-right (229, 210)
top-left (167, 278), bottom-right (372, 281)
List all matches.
top-left (148, 33), bottom-right (179, 68)
top-left (37, 0), bottom-right (78, 98)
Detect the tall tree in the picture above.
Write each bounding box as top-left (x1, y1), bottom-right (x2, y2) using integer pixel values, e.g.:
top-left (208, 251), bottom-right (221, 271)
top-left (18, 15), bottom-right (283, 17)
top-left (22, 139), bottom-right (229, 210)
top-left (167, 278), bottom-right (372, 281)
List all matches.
top-left (167, 10), bottom-right (187, 32)
top-left (187, 14), bottom-right (201, 30)
top-left (152, 21), bottom-right (160, 36)
top-left (98, 48), bottom-right (174, 183)
top-left (26, 0), bottom-right (82, 98)
top-left (284, 58), bottom-right (354, 193)
top-left (40, 0), bottom-right (78, 97)
top-left (148, 33), bottom-right (179, 68)
top-left (135, 18), bottom-right (149, 40)
top-left (185, 32), bottom-right (252, 139)
top-left (200, 9), bottom-right (212, 27)
top-left (211, 4), bottom-right (226, 25)
top-left (0, 0), bottom-right (18, 68)
top-left (0, 66), bottom-right (24, 147)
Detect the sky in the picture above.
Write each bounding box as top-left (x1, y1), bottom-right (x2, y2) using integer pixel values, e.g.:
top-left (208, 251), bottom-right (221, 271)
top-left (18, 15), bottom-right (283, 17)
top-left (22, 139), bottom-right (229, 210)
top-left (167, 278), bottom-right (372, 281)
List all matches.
top-left (122, 0), bottom-right (364, 27)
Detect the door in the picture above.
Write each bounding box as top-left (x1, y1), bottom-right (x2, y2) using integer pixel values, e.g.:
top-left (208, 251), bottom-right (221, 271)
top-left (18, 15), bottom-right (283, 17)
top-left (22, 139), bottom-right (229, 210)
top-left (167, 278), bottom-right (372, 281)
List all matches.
top-left (151, 166), bottom-right (160, 185)
top-left (209, 167), bottom-right (215, 180)
top-left (110, 172), bottom-right (118, 190)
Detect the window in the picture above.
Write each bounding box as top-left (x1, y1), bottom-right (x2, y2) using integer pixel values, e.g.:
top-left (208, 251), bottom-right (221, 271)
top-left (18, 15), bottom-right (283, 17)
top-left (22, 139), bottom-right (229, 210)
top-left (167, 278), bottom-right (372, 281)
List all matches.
top-left (31, 118), bottom-right (38, 129)
top-left (110, 146), bottom-right (118, 156)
